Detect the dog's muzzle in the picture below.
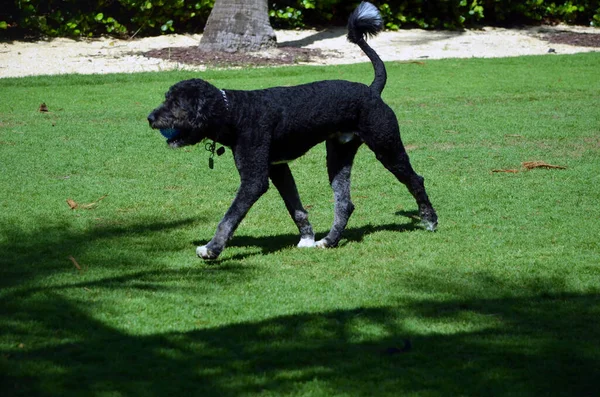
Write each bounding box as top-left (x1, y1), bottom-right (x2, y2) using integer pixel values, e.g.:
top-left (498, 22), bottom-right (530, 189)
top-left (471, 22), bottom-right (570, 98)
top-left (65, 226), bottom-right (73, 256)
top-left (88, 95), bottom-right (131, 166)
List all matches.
top-left (147, 112), bottom-right (159, 128)
top-left (148, 111), bottom-right (183, 144)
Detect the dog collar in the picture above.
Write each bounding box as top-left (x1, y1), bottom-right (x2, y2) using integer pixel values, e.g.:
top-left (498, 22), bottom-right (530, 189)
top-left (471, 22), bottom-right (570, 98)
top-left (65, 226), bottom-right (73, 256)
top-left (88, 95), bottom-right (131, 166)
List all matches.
top-left (205, 89), bottom-right (228, 170)
top-left (220, 89), bottom-right (229, 112)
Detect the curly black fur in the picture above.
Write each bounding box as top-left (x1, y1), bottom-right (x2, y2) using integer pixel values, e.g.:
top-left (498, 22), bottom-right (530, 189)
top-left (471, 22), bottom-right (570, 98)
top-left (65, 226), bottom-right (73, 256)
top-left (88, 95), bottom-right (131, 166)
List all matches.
top-left (148, 2), bottom-right (437, 259)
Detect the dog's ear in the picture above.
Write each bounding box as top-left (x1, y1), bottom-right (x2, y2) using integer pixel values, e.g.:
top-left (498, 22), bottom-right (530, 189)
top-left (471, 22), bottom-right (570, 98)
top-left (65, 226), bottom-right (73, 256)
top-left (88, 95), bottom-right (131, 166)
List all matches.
top-left (172, 79), bottom-right (221, 128)
top-left (194, 96), bottom-right (209, 124)
top-left (194, 86), bottom-right (225, 126)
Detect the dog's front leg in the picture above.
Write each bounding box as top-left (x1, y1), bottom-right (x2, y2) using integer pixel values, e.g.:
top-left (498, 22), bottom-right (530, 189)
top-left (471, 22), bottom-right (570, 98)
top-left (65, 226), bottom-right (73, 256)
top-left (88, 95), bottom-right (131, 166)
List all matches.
top-left (197, 140), bottom-right (271, 260)
top-left (197, 177), bottom-right (269, 259)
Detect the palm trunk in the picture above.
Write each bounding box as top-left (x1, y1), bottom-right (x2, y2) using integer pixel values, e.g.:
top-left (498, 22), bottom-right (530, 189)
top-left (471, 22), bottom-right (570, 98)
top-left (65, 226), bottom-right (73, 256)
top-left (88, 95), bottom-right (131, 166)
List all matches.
top-left (199, 0), bottom-right (276, 52)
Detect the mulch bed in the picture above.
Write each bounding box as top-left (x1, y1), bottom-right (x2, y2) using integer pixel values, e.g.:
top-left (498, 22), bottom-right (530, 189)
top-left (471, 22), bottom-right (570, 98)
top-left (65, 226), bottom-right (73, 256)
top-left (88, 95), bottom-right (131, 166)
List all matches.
top-left (543, 31), bottom-right (600, 47)
top-left (143, 46), bottom-right (329, 67)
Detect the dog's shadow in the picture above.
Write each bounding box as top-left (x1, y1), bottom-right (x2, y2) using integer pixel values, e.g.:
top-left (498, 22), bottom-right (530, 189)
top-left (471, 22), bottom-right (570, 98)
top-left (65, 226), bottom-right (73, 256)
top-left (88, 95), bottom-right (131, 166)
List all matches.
top-left (194, 211), bottom-right (422, 261)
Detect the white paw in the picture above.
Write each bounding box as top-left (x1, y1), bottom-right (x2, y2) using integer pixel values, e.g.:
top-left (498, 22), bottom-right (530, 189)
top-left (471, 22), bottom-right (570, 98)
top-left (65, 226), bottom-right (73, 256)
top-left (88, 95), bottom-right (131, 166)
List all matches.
top-left (422, 220), bottom-right (437, 232)
top-left (196, 245), bottom-right (211, 259)
top-left (297, 237), bottom-right (315, 248)
top-left (315, 239), bottom-right (330, 248)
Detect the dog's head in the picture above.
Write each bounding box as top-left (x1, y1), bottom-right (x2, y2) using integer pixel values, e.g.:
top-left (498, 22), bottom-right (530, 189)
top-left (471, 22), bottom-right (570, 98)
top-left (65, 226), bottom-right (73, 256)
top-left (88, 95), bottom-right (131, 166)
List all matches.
top-left (148, 79), bottom-right (225, 148)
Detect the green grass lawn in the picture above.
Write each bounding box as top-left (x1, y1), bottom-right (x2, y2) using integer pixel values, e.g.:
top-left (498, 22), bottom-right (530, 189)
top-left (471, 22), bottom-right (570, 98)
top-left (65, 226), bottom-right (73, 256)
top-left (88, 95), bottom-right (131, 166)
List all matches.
top-left (1, 53), bottom-right (599, 396)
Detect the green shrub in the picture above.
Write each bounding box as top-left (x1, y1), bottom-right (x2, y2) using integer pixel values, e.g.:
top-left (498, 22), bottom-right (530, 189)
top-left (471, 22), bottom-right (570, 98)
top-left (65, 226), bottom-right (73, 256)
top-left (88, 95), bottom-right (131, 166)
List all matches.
top-left (484, 0), bottom-right (600, 26)
top-left (269, 0), bottom-right (599, 30)
top-left (1, 0), bottom-right (598, 39)
top-left (1, 0), bottom-right (214, 38)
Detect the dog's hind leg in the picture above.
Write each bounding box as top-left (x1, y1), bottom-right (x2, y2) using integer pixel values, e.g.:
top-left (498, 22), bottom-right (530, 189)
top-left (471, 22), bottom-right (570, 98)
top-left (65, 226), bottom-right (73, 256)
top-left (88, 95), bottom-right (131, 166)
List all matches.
top-left (316, 137), bottom-right (362, 248)
top-left (386, 150), bottom-right (438, 231)
top-left (269, 163), bottom-right (316, 247)
top-left (360, 121), bottom-right (438, 231)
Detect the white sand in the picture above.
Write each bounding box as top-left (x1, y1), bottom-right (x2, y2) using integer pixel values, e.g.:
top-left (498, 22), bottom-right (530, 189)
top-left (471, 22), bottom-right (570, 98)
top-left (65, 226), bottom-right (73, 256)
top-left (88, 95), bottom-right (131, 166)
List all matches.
top-left (0, 24), bottom-right (598, 78)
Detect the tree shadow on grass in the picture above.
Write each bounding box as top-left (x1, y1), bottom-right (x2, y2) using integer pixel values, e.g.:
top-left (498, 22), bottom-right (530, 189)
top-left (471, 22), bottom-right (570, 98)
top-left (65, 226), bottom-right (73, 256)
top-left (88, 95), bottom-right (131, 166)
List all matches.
top-left (1, 278), bottom-right (598, 396)
top-left (0, 217), bottom-right (202, 290)
top-left (1, 214), bottom-right (598, 396)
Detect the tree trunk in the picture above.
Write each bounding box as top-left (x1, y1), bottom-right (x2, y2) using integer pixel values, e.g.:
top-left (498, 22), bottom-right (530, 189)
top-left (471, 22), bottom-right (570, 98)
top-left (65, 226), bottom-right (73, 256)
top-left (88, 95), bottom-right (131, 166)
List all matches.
top-left (199, 0), bottom-right (276, 52)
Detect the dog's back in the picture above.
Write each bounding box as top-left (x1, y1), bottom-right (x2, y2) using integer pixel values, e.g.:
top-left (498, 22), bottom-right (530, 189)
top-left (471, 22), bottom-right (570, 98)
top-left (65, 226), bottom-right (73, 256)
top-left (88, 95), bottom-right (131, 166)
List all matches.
top-left (224, 79), bottom-right (387, 162)
top-left (231, 79), bottom-right (376, 125)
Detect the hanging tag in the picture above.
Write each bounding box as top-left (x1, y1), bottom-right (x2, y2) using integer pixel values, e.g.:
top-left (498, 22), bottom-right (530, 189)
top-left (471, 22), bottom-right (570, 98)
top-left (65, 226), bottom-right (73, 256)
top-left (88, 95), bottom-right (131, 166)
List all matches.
top-left (208, 157), bottom-right (214, 169)
top-left (216, 146), bottom-right (225, 156)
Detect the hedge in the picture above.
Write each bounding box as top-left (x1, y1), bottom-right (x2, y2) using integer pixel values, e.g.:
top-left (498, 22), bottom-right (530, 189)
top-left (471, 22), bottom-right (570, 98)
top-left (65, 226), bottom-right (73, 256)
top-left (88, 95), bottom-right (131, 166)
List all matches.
top-left (1, 0), bottom-right (599, 39)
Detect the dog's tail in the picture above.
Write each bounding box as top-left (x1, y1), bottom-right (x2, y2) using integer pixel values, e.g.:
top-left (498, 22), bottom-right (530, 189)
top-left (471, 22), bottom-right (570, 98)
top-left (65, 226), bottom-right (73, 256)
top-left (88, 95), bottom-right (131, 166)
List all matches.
top-left (347, 2), bottom-right (386, 95)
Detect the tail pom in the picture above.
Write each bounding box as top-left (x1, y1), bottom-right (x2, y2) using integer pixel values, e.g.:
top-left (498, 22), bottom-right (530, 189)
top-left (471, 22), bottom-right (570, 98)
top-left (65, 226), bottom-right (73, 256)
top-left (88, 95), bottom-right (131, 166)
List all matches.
top-left (347, 2), bottom-right (383, 44)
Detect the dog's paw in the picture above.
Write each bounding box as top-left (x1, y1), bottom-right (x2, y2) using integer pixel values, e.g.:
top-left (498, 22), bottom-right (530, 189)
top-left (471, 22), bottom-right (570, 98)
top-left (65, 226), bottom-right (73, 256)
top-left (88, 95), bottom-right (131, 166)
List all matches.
top-left (196, 245), bottom-right (218, 260)
top-left (297, 237), bottom-right (315, 248)
top-left (420, 208), bottom-right (438, 232)
top-left (315, 238), bottom-right (332, 248)
top-left (422, 220), bottom-right (437, 232)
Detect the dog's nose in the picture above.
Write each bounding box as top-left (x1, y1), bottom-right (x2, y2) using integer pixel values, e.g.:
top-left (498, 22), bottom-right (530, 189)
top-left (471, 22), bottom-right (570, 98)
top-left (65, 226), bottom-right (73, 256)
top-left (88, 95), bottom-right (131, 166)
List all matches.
top-left (147, 113), bottom-right (156, 125)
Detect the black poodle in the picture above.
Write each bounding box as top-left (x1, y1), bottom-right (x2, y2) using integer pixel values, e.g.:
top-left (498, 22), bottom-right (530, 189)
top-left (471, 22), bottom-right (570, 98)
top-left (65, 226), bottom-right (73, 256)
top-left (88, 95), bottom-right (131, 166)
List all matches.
top-left (148, 2), bottom-right (438, 259)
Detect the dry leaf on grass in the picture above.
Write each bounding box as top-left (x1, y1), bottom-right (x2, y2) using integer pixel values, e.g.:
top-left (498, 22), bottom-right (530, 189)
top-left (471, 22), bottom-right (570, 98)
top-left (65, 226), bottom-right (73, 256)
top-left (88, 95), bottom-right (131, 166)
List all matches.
top-left (39, 103), bottom-right (49, 112)
top-left (399, 61), bottom-right (426, 66)
top-left (493, 161), bottom-right (567, 174)
top-left (522, 161), bottom-right (567, 170)
top-left (68, 255), bottom-right (82, 271)
top-left (66, 195), bottom-right (108, 210)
